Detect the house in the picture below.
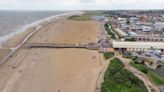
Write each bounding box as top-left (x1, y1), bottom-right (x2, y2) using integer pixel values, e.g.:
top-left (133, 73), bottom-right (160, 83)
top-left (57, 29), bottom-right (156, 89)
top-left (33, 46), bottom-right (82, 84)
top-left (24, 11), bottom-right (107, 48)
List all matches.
top-left (155, 22), bottom-right (164, 31)
top-left (118, 17), bottom-right (127, 24)
top-left (142, 26), bottom-right (152, 32)
top-left (130, 17), bottom-right (139, 24)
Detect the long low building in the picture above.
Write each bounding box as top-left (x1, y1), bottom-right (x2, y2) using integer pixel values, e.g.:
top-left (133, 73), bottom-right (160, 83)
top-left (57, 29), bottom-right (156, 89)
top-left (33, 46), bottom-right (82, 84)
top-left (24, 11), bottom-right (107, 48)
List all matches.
top-left (134, 35), bottom-right (164, 42)
top-left (114, 28), bottom-right (128, 37)
top-left (112, 41), bottom-right (164, 51)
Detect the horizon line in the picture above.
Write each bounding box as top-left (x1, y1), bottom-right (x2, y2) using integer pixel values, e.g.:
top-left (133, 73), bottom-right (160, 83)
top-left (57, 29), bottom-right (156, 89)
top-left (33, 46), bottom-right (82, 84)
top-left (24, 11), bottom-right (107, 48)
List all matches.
top-left (0, 9), bottom-right (164, 11)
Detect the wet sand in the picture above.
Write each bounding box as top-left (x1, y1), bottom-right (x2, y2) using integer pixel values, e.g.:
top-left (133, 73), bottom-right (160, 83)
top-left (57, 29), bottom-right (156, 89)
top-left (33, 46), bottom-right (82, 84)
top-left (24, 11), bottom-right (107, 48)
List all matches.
top-left (0, 17), bottom-right (104, 92)
top-left (2, 27), bottom-right (36, 48)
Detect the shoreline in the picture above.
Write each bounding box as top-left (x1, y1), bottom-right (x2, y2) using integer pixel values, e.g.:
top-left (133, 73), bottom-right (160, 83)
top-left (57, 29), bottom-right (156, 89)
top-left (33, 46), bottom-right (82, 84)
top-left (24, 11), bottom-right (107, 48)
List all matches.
top-left (0, 11), bottom-right (82, 64)
top-left (0, 13), bottom-right (104, 92)
top-left (0, 11), bottom-right (82, 47)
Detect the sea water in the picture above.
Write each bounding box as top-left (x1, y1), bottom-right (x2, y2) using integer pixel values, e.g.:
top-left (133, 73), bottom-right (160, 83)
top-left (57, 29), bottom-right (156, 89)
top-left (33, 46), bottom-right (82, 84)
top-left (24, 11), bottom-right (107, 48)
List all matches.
top-left (0, 10), bottom-right (68, 45)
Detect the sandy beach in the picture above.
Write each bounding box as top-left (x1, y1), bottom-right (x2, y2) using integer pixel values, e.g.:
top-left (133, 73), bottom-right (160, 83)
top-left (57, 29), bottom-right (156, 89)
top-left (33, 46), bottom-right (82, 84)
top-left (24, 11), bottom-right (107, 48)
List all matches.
top-left (0, 48), bottom-right (11, 62)
top-left (2, 27), bottom-right (36, 48)
top-left (0, 16), bottom-right (105, 92)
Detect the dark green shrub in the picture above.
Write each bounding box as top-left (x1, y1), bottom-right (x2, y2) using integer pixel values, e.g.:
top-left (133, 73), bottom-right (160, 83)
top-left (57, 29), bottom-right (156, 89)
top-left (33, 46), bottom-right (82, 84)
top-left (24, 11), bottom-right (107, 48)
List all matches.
top-left (103, 52), bottom-right (114, 59)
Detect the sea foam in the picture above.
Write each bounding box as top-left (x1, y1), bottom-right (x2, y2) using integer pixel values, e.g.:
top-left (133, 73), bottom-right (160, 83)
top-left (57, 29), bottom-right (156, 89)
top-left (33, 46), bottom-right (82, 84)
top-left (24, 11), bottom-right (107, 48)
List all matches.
top-left (0, 11), bottom-right (82, 47)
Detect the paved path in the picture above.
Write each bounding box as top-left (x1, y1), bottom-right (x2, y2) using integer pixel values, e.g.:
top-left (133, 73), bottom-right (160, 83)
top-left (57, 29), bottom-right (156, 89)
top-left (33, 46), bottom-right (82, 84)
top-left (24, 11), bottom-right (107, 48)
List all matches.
top-left (95, 20), bottom-right (161, 92)
top-left (116, 53), bottom-right (161, 92)
top-left (96, 51), bottom-right (161, 92)
top-left (95, 54), bottom-right (116, 92)
top-left (0, 26), bottom-right (42, 66)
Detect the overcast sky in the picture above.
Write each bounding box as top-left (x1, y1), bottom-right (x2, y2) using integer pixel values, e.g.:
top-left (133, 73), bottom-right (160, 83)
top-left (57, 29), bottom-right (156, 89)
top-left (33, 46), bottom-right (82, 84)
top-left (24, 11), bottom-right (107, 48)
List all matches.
top-left (0, 0), bottom-right (164, 10)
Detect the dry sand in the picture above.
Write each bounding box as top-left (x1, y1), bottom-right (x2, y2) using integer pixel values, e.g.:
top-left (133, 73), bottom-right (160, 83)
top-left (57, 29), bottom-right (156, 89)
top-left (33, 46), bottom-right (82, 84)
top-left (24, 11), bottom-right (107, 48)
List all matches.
top-left (0, 17), bottom-right (104, 92)
top-left (27, 19), bottom-right (99, 44)
top-left (0, 49), bottom-right (11, 62)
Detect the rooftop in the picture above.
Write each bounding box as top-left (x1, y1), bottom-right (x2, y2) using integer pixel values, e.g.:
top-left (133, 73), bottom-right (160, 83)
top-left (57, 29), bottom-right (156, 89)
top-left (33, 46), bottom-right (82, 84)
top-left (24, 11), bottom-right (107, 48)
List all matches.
top-left (112, 41), bottom-right (164, 49)
top-left (115, 28), bottom-right (128, 37)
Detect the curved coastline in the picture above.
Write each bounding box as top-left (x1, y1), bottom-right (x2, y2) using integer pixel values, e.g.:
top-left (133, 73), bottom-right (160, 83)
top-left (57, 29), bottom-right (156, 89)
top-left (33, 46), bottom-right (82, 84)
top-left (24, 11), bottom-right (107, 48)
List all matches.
top-left (0, 11), bottom-right (81, 47)
top-left (0, 11), bottom-right (82, 65)
top-left (0, 12), bottom-right (104, 92)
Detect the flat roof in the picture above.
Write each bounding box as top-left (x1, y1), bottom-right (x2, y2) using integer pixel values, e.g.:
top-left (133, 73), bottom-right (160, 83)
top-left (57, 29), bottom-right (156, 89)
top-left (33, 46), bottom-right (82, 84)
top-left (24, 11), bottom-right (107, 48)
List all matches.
top-left (114, 28), bottom-right (128, 37)
top-left (112, 41), bottom-right (164, 49)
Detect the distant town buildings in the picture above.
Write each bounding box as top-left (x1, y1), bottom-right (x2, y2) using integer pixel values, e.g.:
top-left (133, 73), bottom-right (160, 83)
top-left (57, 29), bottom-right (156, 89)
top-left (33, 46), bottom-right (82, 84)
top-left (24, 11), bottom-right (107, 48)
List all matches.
top-left (103, 10), bottom-right (164, 69)
top-left (105, 10), bottom-right (164, 55)
top-left (109, 11), bottom-right (164, 43)
top-left (155, 22), bottom-right (164, 32)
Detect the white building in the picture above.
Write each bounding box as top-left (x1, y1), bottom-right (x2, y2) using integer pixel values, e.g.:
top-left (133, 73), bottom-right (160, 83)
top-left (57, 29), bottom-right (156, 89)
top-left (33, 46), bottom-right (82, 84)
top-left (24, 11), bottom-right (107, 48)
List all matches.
top-left (128, 32), bottom-right (138, 37)
top-left (118, 17), bottom-right (127, 24)
top-left (155, 22), bottom-right (164, 31)
top-left (142, 26), bottom-right (152, 32)
top-left (112, 41), bottom-right (164, 51)
top-left (130, 24), bottom-right (142, 30)
top-left (115, 28), bottom-right (128, 37)
top-left (130, 17), bottom-right (139, 24)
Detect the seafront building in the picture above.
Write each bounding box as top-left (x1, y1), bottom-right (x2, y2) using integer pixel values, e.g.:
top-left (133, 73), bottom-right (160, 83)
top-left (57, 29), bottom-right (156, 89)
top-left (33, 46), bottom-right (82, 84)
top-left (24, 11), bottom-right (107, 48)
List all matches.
top-left (107, 12), bottom-right (164, 51)
top-left (103, 11), bottom-right (164, 64)
top-left (112, 41), bottom-right (164, 51)
top-left (134, 35), bottom-right (164, 42)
